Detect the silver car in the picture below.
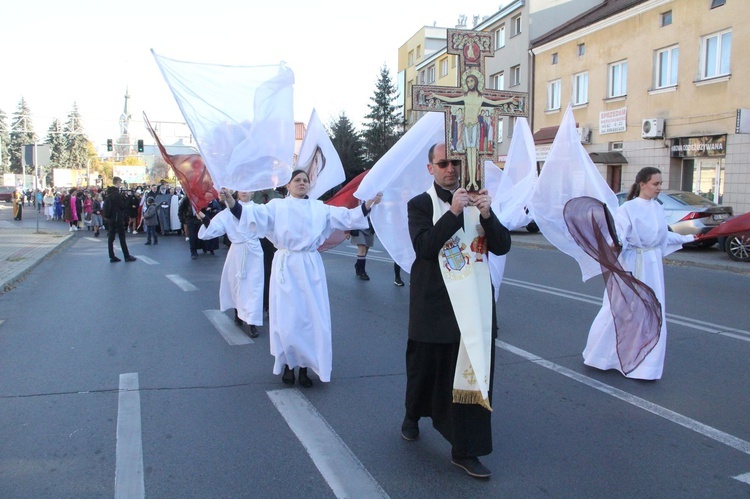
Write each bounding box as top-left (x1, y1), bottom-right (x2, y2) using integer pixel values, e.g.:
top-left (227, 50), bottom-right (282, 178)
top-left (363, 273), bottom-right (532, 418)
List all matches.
top-left (615, 190), bottom-right (733, 247)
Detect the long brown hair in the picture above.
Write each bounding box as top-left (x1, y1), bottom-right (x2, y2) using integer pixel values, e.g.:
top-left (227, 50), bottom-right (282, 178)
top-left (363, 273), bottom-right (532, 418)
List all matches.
top-left (627, 167), bottom-right (661, 200)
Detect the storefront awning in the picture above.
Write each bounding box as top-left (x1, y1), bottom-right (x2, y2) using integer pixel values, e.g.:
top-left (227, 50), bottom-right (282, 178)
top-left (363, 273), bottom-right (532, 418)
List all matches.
top-left (589, 151), bottom-right (628, 164)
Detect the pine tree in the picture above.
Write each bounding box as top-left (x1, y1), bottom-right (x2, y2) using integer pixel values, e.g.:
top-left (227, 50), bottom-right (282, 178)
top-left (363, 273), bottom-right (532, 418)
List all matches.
top-left (9, 98), bottom-right (37, 174)
top-left (0, 108), bottom-right (9, 175)
top-left (64, 102), bottom-right (90, 169)
top-left (330, 112), bottom-right (367, 182)
top-left (361, 65), bottom-right (403, 166)
top-left (45, 119), bottom-right (66, 185)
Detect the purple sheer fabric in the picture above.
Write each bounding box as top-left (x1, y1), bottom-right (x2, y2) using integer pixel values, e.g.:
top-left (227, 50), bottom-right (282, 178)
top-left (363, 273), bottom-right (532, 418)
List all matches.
top-left (563, 196), bottom-right (662, 374)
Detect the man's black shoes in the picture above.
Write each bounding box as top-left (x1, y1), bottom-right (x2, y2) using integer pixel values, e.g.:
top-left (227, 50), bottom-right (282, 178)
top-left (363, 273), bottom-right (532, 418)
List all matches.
top-left (124, 256), bottom-right (137, 262)
top-left (401, 416), bottom-right (419, 441)
top-left (282, 365), bottom-right (295, 385)
top-left (394, 277), bottom-right (404, 286)
top-left (110, 256), bottom-right (121, 263)
top-left (451, 456), bottom-right (492, 479)
top-left (298, 367), bottom-right (313, 388)
top-left (248, 325), bottom-right (259, 338)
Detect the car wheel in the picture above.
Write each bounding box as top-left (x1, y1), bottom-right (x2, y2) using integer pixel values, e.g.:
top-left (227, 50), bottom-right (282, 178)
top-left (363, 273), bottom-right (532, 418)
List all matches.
top-left (725, 235), bottom-right (750, 262)
top-left (526, 221), bottom-right (540, 233)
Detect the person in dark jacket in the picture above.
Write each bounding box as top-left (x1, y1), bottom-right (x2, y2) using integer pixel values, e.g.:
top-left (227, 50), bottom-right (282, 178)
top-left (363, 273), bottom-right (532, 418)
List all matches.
top-left (106, 177), bottom-right (137, 263)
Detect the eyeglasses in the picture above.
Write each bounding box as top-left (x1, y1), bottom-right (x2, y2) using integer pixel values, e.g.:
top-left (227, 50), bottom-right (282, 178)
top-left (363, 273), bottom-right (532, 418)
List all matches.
top-left (433, 159), bottom-right (462, 169)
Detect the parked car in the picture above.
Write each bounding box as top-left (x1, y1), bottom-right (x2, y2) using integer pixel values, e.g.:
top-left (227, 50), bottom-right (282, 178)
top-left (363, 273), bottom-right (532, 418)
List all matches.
top-left (615, 189), bottom-right (733, 247)
top-left (0, 185), bottom-right (16, 203)
top-left (707, 212), bottom-right (750, 262)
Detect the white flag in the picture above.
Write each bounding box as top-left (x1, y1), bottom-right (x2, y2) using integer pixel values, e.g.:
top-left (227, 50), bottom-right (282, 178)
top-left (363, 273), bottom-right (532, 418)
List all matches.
top-left (151, 50), bottom-right (296, 192)
top-left (296, 109), bottom-right (345, 200)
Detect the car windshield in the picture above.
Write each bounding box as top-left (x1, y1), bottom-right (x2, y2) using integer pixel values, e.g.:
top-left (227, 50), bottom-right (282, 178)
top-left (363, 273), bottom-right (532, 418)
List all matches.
top-left (665, 191), bottom-right (717, 207)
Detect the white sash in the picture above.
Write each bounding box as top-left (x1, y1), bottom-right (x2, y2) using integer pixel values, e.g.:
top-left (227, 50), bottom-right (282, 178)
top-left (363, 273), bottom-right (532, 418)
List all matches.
top-left (428, 186), bottom-right (493, 411)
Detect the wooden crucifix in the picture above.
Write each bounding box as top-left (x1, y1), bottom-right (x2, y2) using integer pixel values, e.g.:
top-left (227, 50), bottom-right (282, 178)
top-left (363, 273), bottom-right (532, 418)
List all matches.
top-left (412, 29), bottom-right (528, 192)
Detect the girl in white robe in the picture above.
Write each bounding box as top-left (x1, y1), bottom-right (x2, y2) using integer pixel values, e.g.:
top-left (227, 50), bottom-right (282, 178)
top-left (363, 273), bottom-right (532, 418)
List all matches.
top-left (198, 191), bottom-right (264, 337)
top-left (226, 171), bottom-right (382, 387)
top-left (583, 167), bottom-right (695, 380)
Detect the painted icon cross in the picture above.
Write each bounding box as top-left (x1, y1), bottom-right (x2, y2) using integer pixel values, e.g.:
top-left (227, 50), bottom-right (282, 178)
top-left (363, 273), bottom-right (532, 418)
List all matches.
top-left (412, 29), bottom-right (528, 192)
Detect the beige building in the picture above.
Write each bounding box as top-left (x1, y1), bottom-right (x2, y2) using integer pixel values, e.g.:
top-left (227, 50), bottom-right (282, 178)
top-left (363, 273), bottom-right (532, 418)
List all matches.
top-left (531, 0), bottom-right (750, 214)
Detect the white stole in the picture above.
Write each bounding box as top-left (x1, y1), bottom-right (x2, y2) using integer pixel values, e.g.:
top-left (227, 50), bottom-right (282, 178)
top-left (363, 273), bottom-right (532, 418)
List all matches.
top-left (428, 186), bottom-right (493, 411)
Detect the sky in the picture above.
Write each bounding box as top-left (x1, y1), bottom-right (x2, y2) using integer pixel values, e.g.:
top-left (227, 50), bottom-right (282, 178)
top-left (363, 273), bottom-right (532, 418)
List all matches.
top-left (1, 0), bottom-right (506, 154)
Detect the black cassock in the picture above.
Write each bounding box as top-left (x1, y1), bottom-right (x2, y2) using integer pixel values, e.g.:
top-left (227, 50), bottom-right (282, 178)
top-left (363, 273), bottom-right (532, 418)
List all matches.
top-left (405, 184), bottom-right (510, 458)
top-left (154, 191), bottom-right (172, 232)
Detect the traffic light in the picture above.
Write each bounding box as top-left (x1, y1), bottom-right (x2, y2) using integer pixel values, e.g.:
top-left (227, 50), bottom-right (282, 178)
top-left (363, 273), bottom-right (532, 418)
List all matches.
top-left (106, 139), bottom-right (113, 151)
top-left (137, 139), bottom-right (144, 153)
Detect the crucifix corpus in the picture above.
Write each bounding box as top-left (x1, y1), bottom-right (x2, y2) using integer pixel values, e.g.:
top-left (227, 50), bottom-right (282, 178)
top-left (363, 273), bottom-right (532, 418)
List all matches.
top-left (412, 29), bottom-right (528, 192)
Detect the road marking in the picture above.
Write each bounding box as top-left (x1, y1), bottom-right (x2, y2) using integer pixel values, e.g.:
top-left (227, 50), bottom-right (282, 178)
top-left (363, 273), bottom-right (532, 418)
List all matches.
top-left (203, 310), bottom-right (252, 345)
top-left (734, 472), bottom-right (750, 485)
top-left (132, 255), bottom-right (158, 265)
top-left (84, 237), bottom-right (99, 242)
top-left (326, 249), bottom-right (393, 263)
top-left (115, 373), bottom-right (145, 499)
top-left (165, 274), bottom-right (198, 291)
top-left (495, 340), bottom-right (750, 457)
top-left (267, 389), bottom-right (389, 499)
top-left (502, 278), bottom-right (750, 339)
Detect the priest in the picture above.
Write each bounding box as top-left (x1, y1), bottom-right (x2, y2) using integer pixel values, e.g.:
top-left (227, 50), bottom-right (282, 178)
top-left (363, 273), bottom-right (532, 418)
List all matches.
top-left (402, 142), bottom-right (511, 479)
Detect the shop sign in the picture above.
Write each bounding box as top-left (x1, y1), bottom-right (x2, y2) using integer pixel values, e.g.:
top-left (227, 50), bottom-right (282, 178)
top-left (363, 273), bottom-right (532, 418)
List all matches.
top-left (670, 135), bottom-right (726, 158)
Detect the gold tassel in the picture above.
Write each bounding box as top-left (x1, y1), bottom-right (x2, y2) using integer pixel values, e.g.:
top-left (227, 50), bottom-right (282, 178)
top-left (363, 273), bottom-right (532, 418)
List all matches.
top-left (453, 389), bottom-right (492, 411)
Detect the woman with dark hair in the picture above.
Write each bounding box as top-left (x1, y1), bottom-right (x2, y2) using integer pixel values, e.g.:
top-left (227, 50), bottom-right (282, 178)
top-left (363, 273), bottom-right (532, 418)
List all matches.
top-left (583, 167), bottom-right (696, 379)
top-left (226, 170), bottom-right (382, 387)
top-left (64, 188), bottom-right (78, 231)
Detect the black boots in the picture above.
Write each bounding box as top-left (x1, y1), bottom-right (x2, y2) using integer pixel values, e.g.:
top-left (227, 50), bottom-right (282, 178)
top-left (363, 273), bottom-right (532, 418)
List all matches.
top-left (282, 365), bottom-right (295, 385)
top-left (354, 258), bottom-right (369, 281)
top-left (282, 365), bottom-right (313, 388)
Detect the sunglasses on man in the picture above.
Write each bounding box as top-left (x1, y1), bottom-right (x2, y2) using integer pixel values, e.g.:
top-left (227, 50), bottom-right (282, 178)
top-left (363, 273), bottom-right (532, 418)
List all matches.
top-left (434, 159), bottom-right (462, 169)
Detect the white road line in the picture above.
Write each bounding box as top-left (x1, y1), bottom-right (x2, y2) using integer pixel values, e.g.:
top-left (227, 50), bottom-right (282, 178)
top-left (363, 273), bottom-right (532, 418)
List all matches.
top-left (165, 274), bottom-right (198, 291)
top-left (502, 278), bottom-right (750, 338)
top-left (326, 249), bottom-right (394, 264)
top-left (132, 255), bottom-right (158, 265)
top-left (733, 472), bottom-right (750, 485)
top-left (495, 340), bottom-right (750, 457)
top-left (84, 237), bottom-right (99, 242)
top-left (203, 310), bottom-right (252, 345)
top-left (115, 373), bottom-right (145, 499)
top-left (267, 389), bottom-right (389, 499)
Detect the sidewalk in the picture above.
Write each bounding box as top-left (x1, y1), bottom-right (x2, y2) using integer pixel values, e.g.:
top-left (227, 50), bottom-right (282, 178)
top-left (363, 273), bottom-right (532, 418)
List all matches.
top-left (0, 204), bottom-right (747, 293)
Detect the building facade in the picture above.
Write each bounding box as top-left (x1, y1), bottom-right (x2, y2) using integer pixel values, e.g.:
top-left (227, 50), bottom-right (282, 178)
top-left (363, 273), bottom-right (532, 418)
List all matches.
top-left (531, 0), bottom-right (750, 213)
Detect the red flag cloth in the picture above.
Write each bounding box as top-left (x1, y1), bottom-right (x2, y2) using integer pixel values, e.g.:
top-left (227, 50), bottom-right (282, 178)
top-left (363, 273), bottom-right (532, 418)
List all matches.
top-left (701, 212), bottom-right (750, 239)
top-left (563, 196), bottom-right (662, 375)
top-left (317, 170), bottom-right (369, 251)
top-left (144, 113), bottom-right (219, 212)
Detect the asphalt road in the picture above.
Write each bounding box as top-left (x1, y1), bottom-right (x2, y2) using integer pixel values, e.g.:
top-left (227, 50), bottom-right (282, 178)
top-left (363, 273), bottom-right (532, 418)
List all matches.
top-left (0, 227), bottom-right (748, 497)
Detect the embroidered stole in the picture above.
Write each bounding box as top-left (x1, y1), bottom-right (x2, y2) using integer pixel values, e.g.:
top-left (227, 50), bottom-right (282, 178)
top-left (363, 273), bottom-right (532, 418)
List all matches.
top-left (428, 186), bottom-right (493, 411)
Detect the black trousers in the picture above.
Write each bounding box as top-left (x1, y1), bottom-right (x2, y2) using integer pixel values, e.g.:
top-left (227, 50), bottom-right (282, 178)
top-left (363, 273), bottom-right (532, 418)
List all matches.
top-left (260, 237), bottom-right (276, 311)
top-left (405, 339), bottom-right (495, 458)
top-left (107, 219), bottom-right (131, 259)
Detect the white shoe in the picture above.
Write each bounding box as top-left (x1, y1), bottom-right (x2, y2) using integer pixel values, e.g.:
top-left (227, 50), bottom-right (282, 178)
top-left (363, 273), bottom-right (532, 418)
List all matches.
top-left (185, 237), bottom-right (189, 241)
top-left (69, 226), bottom-right (74, 231)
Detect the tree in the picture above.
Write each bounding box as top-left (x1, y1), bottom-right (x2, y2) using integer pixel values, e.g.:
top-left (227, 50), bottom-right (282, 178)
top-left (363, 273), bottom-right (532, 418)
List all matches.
top-left (64, 102), bottom-right (90, 169)
top-left (9, 98), bottom-right (37, 174)
top-left (361, 64), bottom-right (403, 166)
top-left (330, 112), bottom-right (367, 182)
top-left (0, 108), bottom-right (9, 175)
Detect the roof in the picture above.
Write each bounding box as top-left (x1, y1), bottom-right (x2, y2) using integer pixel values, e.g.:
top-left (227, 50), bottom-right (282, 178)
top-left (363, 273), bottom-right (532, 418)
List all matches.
top-left (590, 151), bottom-right (628, 164)
top-left (532, 125), bottom-right (560, 144)
top-left (531, 0), bottom-right (649, 48)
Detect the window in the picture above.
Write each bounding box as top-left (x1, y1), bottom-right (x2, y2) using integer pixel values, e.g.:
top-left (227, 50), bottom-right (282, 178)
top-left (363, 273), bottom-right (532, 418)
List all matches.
top-left (710, 0), bottom-right (726, 8)
top-left (572, 72), bottom-right (588, 105)
top-left (416, 45), bottom-right (421, 58)
top-left (440, 58), bottom-right (448, 77)
top-left (490, 71), bottom-right (504, 90)
top-left (508, 117), bottom-right (516, 138)
top-left (511, 15), bottom-right (521, 36)
top-left (547, 79), bottom-right (561, 110)
top-left (408, 51), bottom-right (414, 66)
top-left (497, 119), bottom-right (504, 144)
top-left (577, 43), bottom-right (586, 57)
top-left (494, 25), bottom-right (505, 49)
top-left (655, 45), bottom-right (679, 88)
top-left (551, 53), bottom-right (558, 65)
top-left (660, 10), bottom-right (672, 27)
top-left (607, 60), bottom-right (628, 97)
top-left (427, 65), bottom-right (435, 84)
top-left (700, 29), bottom-right (732, 79)
top-left (510, 65), bottom-right (521, 86)
top-left (407, 80), bottom-right (413, 97)
top-left (419, 70), bottom-right (426, 85)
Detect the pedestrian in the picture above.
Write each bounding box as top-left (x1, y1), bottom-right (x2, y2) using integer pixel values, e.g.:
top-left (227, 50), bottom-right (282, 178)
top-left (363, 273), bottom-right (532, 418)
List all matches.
top-left (143, 197), bottom-right (159, 245)
top-left (178, 195), bottom-right (206, 259)
top-left (350, 222), bottom-right (375, 281)
top-left (105, 177), bottom-right (137, 263)
top-left (394, 263), bottom-right (404, 287)
top-left (82, 191), bottom-right (93, 230)
top-left (583, 167), bottom-right (695, 380)
top-left (54, 192), bottom-right (64, 220)
top-left (401, 143), bottom-right (511, 479)
top-left (252, 188), bottom-right (283, 316)
top-left (64, 188), bottom-right (79, 231)
top-left (198, 189), bottom-right (264, 338)
top-left (43, 190), bottom-right (55, 220)
top-left (91, 193), bottom-right (103, 237)
top-left (36, 189), bottom-right (43, 213)
top-left (13, 188), bottom-right (23, 220)
top-left (226, 170), bottom-right (382, 387)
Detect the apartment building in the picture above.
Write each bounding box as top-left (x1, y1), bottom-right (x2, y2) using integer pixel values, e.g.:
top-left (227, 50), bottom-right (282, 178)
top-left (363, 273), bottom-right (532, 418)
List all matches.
top-left (531, 0), bottom-right (750, 213)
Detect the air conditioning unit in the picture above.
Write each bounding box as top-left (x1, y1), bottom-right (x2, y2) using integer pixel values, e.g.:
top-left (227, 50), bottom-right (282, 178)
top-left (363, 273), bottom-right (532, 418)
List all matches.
top-left (577, 127), bottom-right (591, 144)
top-left (642, 118), bottom-right (665, 139)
